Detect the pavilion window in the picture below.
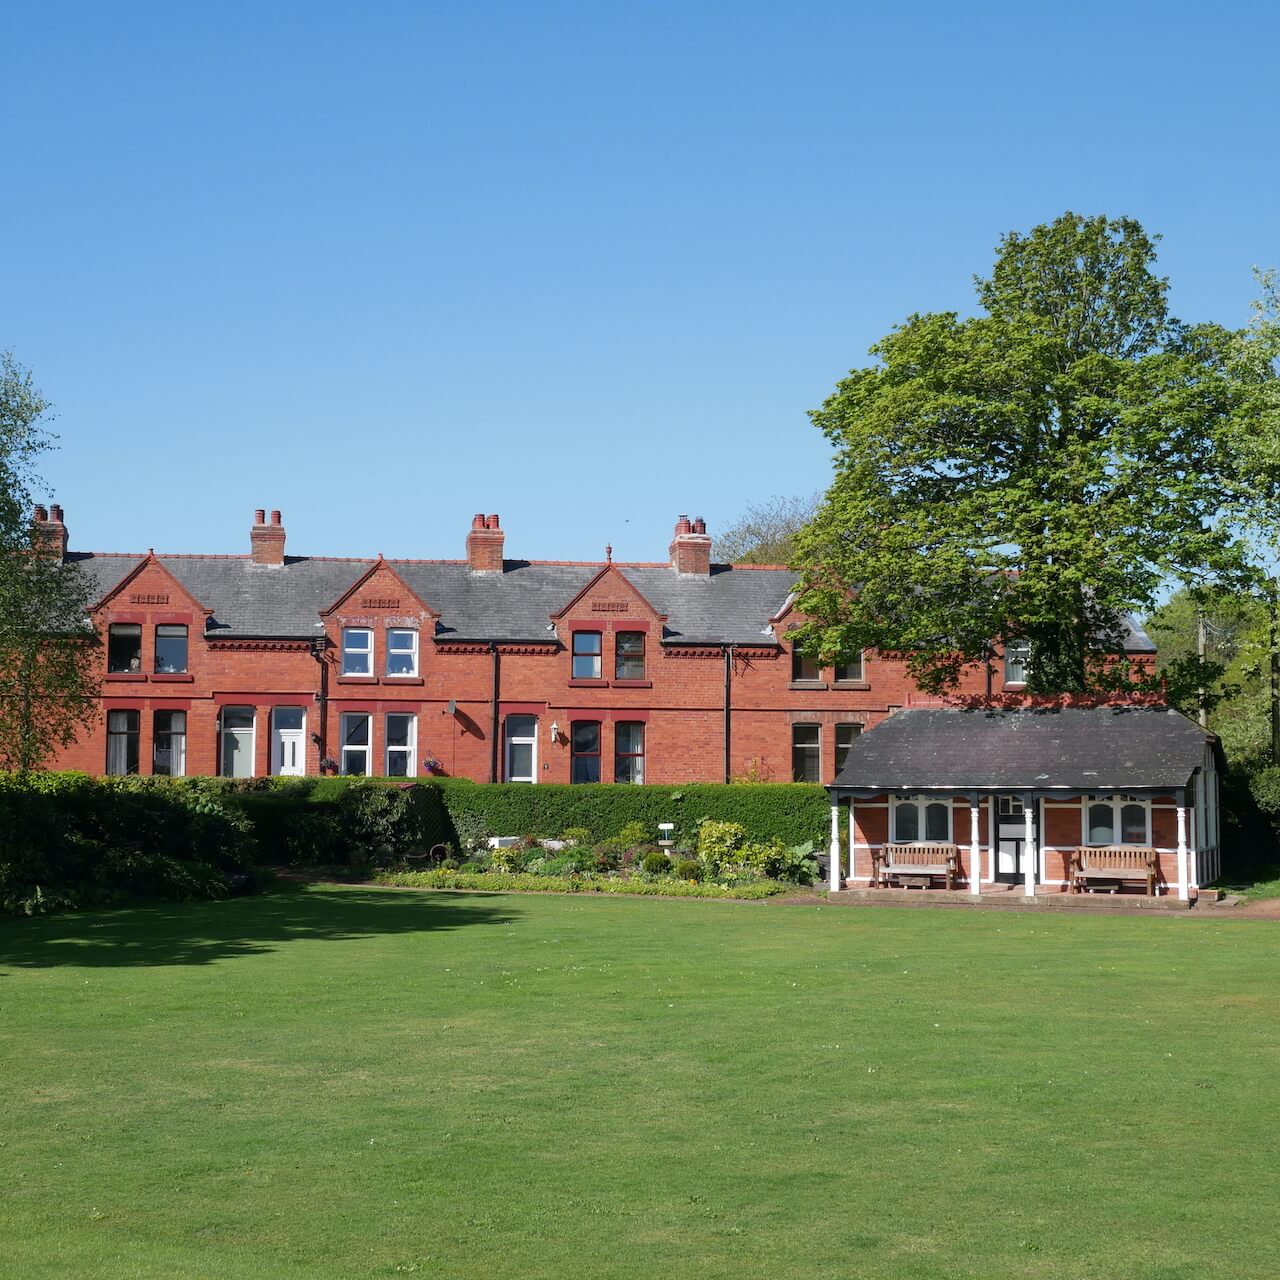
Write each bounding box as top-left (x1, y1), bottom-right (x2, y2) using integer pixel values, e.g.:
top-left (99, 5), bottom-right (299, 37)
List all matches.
top-left (1086, 794), bottom-right (1150, 845)
top-left (893, 796), bottom-right (952, 843)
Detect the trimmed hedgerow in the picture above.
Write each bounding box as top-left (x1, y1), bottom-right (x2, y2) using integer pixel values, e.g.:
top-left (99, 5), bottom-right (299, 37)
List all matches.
top-left (430, 780), bottom-right (828, 850)
top-left (0, 772), bottom-right (256, 915)
top-left (371, 869), bottom-right (788, 899)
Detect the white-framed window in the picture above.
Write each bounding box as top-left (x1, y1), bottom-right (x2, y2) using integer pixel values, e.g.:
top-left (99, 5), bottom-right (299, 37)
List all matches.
top-left (614, 721), bottom-right (645, 784)
top-left (998, 795), bottom-right (1024, 817)
top-left (341, 712), bottom-right (372, 776)
top-left (220, 707), bottom-right (256, 777)
top-left (791, 724), bottom-right (821, 781)
top-left (504, 715), bottom-right (538, 783)
top-left (386, 628), bottom-right (418, 677)
top-left (1004, 639), bottom-right (1030, 686)
top-left (892, 795), bottom-right (952, 843)
top-left (1084, 793), bottom-right (1150, 846)
top-left (834, 653), bottom-right (864, 683)
top-left (385, 713), bottom-right (416, 777)
top-left (342, 628), bottom-right (373, 676)
top-left (153, 710), bottom-right (186, 776)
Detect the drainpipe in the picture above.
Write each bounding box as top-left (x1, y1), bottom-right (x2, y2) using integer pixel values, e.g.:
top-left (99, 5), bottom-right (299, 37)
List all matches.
top-left (310, 637), bottom-right (329, 765)
top-left (489, 641), bottom-right (501, 783)
top-left (723, 644), bottom-right (734, 783)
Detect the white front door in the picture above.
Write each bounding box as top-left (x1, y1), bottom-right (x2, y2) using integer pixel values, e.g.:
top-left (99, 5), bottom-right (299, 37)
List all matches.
top-left (272, 707), bottom-right (306, 776)
top-left (504, 715), bottom-right (538, 783)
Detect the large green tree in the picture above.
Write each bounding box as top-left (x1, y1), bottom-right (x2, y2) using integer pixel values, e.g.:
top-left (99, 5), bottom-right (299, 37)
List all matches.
top-left (792, 213), bottom-right (1272, 695)
top-left (0, 352), bottom-right (97, 771)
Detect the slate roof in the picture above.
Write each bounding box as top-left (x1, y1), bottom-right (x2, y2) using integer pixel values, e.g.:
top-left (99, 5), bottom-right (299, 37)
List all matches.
top-left (65, 550), bottom-right (1161, 653)
top-left (830, 706), bottom-right (1211, 793)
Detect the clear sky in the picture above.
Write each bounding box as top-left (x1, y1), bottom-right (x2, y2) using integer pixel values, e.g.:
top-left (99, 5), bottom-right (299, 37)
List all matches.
top-left (3, 1), bottom-right (1277, 564)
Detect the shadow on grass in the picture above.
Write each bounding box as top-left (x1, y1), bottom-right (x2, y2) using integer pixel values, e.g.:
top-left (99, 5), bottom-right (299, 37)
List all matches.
top-left (0, 885), bottom-right (518, 970)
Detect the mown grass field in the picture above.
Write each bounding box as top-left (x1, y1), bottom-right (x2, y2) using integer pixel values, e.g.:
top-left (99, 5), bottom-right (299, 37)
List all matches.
top-left (2, 886), bottom-right (1277, 1279)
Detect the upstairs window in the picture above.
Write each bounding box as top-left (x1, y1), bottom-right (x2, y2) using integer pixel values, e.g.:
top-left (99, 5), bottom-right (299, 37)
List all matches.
top-left (342, 628), bottom-right (373, 676)
top-left (106, 709), bottom-right (140, 775)
top-left (615, 632), bottom-right (645, 680)
top-left (791, 649), bottom-right (820, 682)
top-left (386, 628), bottom-right (418, 677)
top-left (572, 632), bottom-right (602, 679)
top-left (108, 623), bottom-right (142, 673)
top-left (153, 710), bottom-right (186, 776)
top-left (571, 721), bottom-right (601, 783)
top-left (834, 653), bottom-right (864, 683)
top-left (154, 624), bottom-right (188, 674)
top-left (1004, 639), bottom-right (1030, 686)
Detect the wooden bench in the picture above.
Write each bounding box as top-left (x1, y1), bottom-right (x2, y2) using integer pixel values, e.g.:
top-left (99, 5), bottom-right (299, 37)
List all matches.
top-left (1069, 846), bottom-right (1158, 897)
top-left (873, 843), bottom-right (959, 890)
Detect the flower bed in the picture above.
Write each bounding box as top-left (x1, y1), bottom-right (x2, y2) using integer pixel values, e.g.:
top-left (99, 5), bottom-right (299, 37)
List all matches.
top-left (371, 869), bottom-right (788, 899)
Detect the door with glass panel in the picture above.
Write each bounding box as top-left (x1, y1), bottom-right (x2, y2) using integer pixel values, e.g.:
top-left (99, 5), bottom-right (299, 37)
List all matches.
top-left (995, 794), bottom-right (1033, 884)
top-left (272, 706), bottom-right (306, 776)
top-left (504, 715), bottom-right (537, 783)
top-left (385, 713), bottom-right (416, 777)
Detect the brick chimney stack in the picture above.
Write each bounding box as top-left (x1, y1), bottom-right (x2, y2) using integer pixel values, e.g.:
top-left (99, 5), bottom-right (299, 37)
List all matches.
top-left (31, 503), bottom-right (69, 560)
top-left (250, 508), bottom-right (286, 566)
top-left (466, 513), bottom-right (505, 573)
top-left (669, 514), bottom-right (711, 575)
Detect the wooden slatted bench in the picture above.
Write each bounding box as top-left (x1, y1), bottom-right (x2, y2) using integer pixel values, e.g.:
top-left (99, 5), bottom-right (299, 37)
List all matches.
top-left (873, 843), bottom-right (959, 890)
top-left (1069, 846), bottom-right (1158, 897)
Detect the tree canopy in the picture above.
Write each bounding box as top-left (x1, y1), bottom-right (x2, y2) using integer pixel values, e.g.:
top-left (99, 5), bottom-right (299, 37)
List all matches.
top-left (792, 213), bottom-right (1276, 695)
top-left (0, 353), bottom-right (97, 771)
top-left (715, 493), bottom-right (820, 565)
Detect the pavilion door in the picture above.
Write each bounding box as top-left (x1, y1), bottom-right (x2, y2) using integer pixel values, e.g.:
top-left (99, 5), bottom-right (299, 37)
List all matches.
top-left (995, 794), bottom-right (1034, 885)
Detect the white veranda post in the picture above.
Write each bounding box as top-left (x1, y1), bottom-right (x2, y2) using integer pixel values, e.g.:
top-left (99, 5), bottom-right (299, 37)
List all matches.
top-left (829, 801), bottom-right (842, 892)
top-left (1176, 798), bottom-right (1189, 902)
top-left (969, 795), bottom-right (980, 896)
top-left (848, 799), bottom-right (857, 886)
top-left (1022, 794), bottom-right (1035, 898)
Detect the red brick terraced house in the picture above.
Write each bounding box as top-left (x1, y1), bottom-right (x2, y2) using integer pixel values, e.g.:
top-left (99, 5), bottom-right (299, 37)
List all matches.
top-left (42, 506), bottom-right (1164, 797)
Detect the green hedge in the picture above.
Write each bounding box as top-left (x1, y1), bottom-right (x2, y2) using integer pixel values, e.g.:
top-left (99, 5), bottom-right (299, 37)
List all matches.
top-left (429, 779), bottom-right (829, 850)
top-left (0, 773), bottom-right (257, 915)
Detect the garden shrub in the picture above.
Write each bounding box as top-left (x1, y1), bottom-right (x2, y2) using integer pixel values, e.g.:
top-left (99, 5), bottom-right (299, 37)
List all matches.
top-left (641, 850), bottom-right (670, 876)
top-left (696, 819), bottom-right (748, 867)
top-left (562, 826), bottom-right (592, 847)
top-left (674, 859), bottom-right (702, 881)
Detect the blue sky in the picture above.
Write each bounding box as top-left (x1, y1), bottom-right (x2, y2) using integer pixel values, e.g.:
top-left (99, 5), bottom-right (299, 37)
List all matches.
top-left (2, 1), bottom-right (1277, 563)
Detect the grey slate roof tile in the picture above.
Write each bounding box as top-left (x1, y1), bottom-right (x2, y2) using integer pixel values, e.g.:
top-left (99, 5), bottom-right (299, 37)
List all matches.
top-left (64, 550), bottom-right (1158, 655)
top-left (831, 706), bottom-right (1210, 792)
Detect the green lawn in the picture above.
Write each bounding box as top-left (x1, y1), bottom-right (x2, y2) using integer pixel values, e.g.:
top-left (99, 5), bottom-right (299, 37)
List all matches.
top-left (2, 887), bottom-right (1278, 1279)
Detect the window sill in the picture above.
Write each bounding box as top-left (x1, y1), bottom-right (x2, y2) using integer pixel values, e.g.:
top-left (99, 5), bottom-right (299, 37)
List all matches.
top-left (152, 673), bottom-right (194, 683)
top-left (382, 676), bottom-right (424, 685)
top-left (833, 680), bottom-right (869, 690)
top-left (611, 679), bottom-right (653, 689)
top-left (568, 678), bottom-right (609, 688)
top-left (1002, 682), bottom-right (1027, 692)
top-left (106, 672), bottom-right (148, 682)
top-left (789, 681), bottom-right (828, 691)
top-left (337, 675), bottom-right (377, 685)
